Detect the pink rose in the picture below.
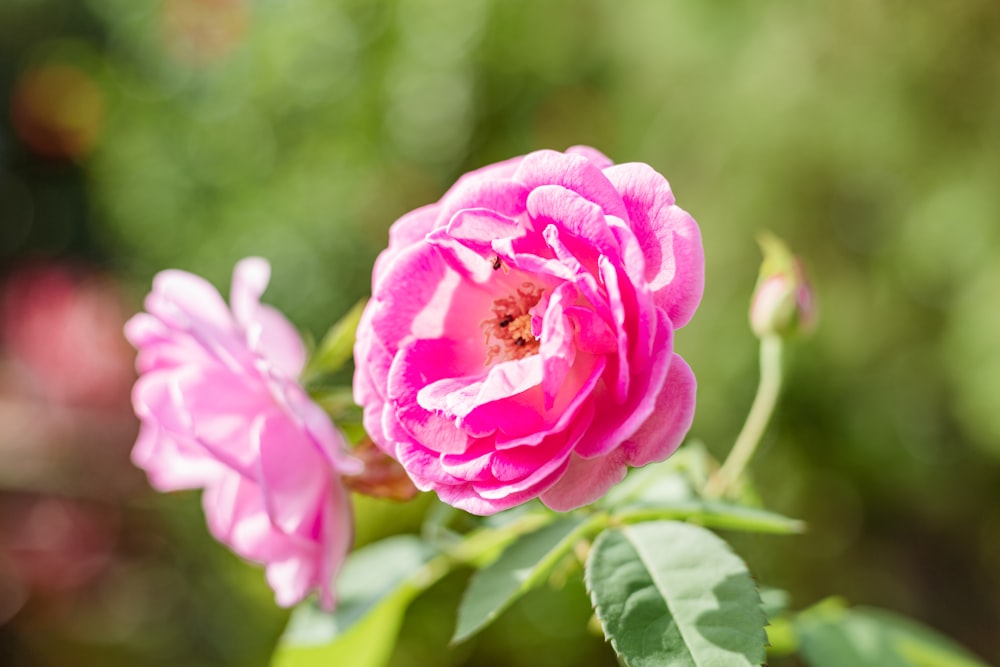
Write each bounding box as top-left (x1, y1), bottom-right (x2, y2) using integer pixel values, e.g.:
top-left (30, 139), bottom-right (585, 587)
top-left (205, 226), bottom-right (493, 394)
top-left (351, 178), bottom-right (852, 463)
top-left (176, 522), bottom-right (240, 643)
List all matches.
top-left (354, 146), bottom-right (703, 514)
top-left (125, 258), bottom-right (359, 608)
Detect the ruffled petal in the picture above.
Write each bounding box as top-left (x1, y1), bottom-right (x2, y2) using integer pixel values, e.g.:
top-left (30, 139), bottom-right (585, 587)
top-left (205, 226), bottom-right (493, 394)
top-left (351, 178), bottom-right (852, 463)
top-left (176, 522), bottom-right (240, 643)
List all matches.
top-left (572, 308), bottom-right (673, 459)
top-left (515, 150), bottom-right (628, 221)
top-left (603, 162), bottom-right (704, 328)
top-left (131, 422), bottom-right (223, 491)
top-left (539, 448), bottom-right (629, 512)
top-left (621, 354), bottom-right (696, 467)
top-left (257, 413), bottom-right (328, 535)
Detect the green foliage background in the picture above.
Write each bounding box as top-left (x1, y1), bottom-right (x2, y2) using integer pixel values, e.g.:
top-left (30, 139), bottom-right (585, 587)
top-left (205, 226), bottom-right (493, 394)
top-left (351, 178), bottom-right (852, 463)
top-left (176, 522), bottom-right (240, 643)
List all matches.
top-left (1, 1), bottom-right (998, 665)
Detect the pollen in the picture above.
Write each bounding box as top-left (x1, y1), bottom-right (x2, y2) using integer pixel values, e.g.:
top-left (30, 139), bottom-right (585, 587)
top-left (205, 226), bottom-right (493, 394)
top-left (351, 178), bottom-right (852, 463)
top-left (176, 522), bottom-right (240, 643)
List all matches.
top-left (482, 282), bottom-right (544, 365)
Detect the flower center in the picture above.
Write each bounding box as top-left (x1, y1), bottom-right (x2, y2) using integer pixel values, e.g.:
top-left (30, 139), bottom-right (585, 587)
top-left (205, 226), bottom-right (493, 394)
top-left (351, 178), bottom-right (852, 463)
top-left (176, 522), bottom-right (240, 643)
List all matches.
top-left (482, 282), bottom-right (544, 365)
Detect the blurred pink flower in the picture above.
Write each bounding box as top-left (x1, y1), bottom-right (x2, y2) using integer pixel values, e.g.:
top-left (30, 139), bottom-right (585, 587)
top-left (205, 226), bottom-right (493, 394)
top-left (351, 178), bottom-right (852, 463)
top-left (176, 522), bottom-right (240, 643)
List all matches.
top-left (126, 258), bottom-right (359, 608)
top-left (1, 263), bottom-right (134, 408)
top-left (354, 146), bottom-right (703, 514)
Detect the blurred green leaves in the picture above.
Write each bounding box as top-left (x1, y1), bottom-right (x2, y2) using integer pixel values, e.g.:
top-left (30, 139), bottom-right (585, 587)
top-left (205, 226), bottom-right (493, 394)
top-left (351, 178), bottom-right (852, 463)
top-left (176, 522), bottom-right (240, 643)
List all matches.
top-left (796, 599), bottom-right (990, 667)
top-left (453, 515), bottom-right (592, 643)
top-left (273, 536), bottom-right (431, 667)
top-left (303, 298), bottom-right (367, 384)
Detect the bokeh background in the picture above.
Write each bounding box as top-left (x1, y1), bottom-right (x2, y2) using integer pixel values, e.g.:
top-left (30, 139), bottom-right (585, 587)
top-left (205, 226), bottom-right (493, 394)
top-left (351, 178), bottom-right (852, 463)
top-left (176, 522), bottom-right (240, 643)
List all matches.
top-left (2, 1), bottom-right (999, 665)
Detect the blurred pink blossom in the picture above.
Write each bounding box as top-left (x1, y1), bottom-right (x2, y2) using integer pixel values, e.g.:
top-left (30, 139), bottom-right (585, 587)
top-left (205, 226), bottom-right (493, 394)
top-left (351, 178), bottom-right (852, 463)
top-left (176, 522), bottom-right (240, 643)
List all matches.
top-left (354, 146), bottom-right (703, 514)
top-left (126, 258), bottom-right (360, 608)
top-left (1, 263), bottom-right (134, 408)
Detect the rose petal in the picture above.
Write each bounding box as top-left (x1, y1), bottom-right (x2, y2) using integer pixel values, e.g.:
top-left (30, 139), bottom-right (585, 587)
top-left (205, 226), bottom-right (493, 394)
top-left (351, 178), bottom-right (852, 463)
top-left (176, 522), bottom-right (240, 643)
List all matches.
top-left (621, 354), bottom-right (697, 467)
top-left (515, 150), bottom-right (628, 221)
top-left (539, 448), bottom-right (629, 512)
top-left (603, 162), bottom-right (704, 327)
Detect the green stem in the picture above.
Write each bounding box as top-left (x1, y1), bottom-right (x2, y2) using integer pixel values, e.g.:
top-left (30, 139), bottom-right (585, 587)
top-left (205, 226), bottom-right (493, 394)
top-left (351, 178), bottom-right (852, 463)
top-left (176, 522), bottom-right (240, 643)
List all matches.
top-left (706, 335), bottom-right (784, 499)
top-left (414, 510), bottom-right (557, 588)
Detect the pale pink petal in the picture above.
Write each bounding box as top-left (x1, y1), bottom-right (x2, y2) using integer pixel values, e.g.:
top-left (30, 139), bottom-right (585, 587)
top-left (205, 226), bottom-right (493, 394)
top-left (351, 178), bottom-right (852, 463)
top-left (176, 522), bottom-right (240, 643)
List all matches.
top-left (267, 557), bottom-right (319, 608)
top-left (230, 257), bottom-right (271, 328)
top-left (539, 448), bottom-right (629, 512)
top-left (284, 383), bottom-right (362, 474)
top-left (131, 422), bottom-right (223, 491)
top-left (127, 259), bottom-right (352, 608)
top-left (257, 414), bottom-right (327, 535)
top-left (313, 479), bottom-right (353, 610)
top-left (126, 313), bottom-right (215, 373)
top-left (247, 305), bottom-right (307, 378)
top-left (146, 269), bottom-right (234, 336)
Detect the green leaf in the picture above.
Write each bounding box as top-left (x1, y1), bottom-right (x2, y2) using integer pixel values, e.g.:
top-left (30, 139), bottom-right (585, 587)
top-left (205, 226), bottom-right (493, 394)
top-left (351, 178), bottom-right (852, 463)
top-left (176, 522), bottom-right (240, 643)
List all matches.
top-left (586, 521), bottom-right (767, 667)
top-left (601, 442), bottom-right (716, 510)
top-left (759, 586), bottom-right (791, 620)
top-left (615, 499), bottom-right (806, 535)
top-left (271, 585), bottom-right (414, 667)
top-left (304, 299), bottom-right (367, 381)
top-left (797, 599), bottom-right (989, 667)
top-left (452, 515), bottom-right (592, 643)
top-left (271, 535), bottom-right (430, 667)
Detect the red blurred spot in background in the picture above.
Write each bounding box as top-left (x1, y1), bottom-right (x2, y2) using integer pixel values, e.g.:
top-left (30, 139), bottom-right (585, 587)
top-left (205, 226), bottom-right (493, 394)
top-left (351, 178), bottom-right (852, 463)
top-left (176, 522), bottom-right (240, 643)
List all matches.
top-left (10, 64), bottom-right (104, 160)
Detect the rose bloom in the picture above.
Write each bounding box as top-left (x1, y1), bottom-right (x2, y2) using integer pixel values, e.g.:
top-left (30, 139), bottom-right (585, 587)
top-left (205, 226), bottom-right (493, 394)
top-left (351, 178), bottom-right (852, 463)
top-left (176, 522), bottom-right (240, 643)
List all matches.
top-left (354, 146), bottom-right (703, 514)
top-left (126, 258), bottom-right (359, 608)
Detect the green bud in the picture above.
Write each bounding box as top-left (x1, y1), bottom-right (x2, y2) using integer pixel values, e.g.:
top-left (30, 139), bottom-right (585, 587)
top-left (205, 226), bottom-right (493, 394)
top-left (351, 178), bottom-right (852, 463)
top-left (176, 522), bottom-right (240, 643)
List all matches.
top-left (749, 232), bottom-right (817, 339)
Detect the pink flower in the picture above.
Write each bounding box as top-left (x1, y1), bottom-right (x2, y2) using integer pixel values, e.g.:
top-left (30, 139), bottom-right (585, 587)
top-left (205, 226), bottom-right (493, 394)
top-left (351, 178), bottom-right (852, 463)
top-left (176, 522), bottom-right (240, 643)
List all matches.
top-left (1, 262), bottom-right (134, 408)
top-left (125, 258), bottom-right (359, 608)
top-left (354, 146), bottom-right (703, 514)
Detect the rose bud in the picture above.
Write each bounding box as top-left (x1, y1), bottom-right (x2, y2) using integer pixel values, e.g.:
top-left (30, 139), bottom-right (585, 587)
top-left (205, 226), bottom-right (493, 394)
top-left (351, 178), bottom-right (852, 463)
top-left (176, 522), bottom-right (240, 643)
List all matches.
top-left (749, 232), bottom-right (817, 339)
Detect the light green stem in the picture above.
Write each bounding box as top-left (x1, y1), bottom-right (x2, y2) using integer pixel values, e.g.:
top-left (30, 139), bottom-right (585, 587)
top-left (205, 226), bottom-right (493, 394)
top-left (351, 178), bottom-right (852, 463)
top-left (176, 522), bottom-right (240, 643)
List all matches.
top-left (706, 335), bottom-right (784, 499)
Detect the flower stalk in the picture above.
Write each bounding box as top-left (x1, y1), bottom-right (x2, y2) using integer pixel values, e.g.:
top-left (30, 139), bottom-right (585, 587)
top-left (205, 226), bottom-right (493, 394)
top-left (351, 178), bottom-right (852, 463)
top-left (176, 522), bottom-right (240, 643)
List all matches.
top-left (705, 334), bottom-right (784, 499)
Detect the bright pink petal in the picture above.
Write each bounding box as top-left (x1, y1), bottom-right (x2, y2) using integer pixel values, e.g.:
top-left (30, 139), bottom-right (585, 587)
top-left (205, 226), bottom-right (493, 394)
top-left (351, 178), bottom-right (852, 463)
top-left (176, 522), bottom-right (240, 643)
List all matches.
top-left (566, 144), bottom-right (614, 169)
top-left (515, 150), bottom-right (628, 221)
top-left (621, 354), bottom-right (696, 467)
top-left (436, 177), bottom-right (530, 231)
top-left (603, 162), bottom-right (704, 328)
top-left (526, 185), bottom-right (619, 259)
top-left (387, 338), bottom-right (479, 454)
top-left (353, 147), bottom-right (703, 516)
top-left (426, 208), bottom-right (523, 282)
top-left (572, 309), bottom-right (673, 459)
